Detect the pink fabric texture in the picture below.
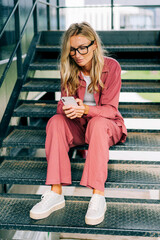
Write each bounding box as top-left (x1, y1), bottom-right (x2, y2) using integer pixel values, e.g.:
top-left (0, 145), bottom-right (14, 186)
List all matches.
top-left (45, 57), bottom-right (127, 192)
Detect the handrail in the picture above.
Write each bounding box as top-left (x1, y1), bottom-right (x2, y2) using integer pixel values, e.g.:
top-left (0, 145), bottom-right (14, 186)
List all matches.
top-left (0, 1), bottom-right (19, 40)
top-left (0, 0), bottom-right (38, 87)
top-left (38, 0), bottom-right (56, 8)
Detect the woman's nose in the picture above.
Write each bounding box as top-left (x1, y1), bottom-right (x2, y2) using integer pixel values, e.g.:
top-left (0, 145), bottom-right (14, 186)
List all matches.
top-left (75, 50), bottom-right (81, 57)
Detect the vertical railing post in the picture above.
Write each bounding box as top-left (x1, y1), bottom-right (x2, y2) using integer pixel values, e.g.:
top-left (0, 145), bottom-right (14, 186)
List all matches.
top-left (14, 0), bottom-right (23, 78)
top-left (47, 0), bottom-right (51, 30)
top-left (111, 0), bottom-right (114, 29)
top-left (56, 0), bottom-right (60, 30)
top-left (33, 0), bottom-right (38, 35)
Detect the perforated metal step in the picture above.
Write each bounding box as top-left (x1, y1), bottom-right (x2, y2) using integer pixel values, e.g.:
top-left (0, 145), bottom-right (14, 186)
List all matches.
top-left (22, 78), bottom-right (60, 92)
top-left (29, 61), bottom-right (58, 70)
top-left (121, 79), bottom-right (160, 92)
top-left (120, 60), bottom-right (160, 70)
top-left (29, 60), bottom-right (160, 71)
top-left (0, 159), bottom-right (160, 189)
top-left (13, 102), bottom-right (160, 119)
top-left (22, 78), bottom-right (160, 93)
top-left (2, 128), bottom-right (160, 151)
top-left (0, 194), bottom-right (160, 237)
top-left (36, 45), bottom-right (160, 52)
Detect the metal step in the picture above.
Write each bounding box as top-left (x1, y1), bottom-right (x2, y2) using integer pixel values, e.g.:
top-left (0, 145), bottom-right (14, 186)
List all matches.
top-left (0, 194), bottom-right (160, 237)
top-left (29, 61), bottom-right (58, 70)
top-left (40, 30), bottom-right (160, 46)
top-left (121, 79), bottom-right (160, 92)
top-left (22, 78), bottom-right (160, 93)
top-left (22, 78), bottom-right (61, 92)
top-left (36, 45), bottom-right (160, 52)
top-left (0, 159), bottom-right (160, 189)
top-left (13, 102), bottom-right (160, 119)
top-left (2, 128), bottom-right (160, 151)
top-left (120, 60), bottom-right (160, 70)
top-left (29, 60), bottom-right (160, 71)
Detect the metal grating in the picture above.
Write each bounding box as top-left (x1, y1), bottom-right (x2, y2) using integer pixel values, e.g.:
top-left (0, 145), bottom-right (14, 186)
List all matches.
top-left (120, 60), bottom-right (160, 70)
top-left (0, 160), bottom-right (160, 189)
top-left (0, 194), bottom-right (159, 237)
top-left (29, 60), bottom-right (160, 71)
top-left (22, 78), bottom-right (61, 92)
top-left (121, 80), bottom-right (160, 92)
top-left (36, 45), bottom-right (160, 52)
top-left (2, 129), bottom-right (160, 151)
top-left (13, 103), bottom-right (160, 118)
top-left (22, 78), bottom-right (160, 93)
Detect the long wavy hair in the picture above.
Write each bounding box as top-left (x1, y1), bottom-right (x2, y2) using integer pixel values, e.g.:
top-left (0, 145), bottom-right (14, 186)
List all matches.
top-left (60, 22), bottom-right (105, 96)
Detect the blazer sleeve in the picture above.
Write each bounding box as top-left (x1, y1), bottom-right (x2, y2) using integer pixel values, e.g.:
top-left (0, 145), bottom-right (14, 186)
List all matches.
top-left (56, 87), bottom-right (67, 115)
top-left (87, 60), bottom-right (121, 119)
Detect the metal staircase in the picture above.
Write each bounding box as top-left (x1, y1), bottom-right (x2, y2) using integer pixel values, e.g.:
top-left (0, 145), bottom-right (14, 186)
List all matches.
top-left (0, 28), bottom-right (160, 238)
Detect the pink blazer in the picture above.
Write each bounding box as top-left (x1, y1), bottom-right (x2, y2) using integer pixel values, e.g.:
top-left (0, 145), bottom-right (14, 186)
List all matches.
top-left (57, 57), bottom-right (127, 143)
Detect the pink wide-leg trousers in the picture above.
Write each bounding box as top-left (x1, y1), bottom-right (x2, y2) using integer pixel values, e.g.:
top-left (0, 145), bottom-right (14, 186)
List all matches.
top-left (45, 114), bottom-right (123, 192)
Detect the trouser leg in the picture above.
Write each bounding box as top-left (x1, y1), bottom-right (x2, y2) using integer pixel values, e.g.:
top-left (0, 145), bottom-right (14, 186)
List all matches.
top-left (80, 116), bottom-right (123, 192)
top-left (45, 114), bottom-right (86, 185)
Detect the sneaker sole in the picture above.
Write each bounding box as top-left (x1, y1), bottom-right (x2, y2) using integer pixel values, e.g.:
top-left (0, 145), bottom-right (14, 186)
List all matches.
top-left (30, 200), bottom-right (65, 220)
top-left (85, 204), bottom-right (107, 225)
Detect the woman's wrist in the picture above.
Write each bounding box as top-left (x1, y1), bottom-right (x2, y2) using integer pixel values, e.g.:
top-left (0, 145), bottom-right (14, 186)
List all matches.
top-left (84, 104), bottom-right (89, 115)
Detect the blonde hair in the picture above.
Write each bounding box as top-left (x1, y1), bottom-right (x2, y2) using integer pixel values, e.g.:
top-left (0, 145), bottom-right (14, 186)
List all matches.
top-left (60, 22), bottom-right (105, 96)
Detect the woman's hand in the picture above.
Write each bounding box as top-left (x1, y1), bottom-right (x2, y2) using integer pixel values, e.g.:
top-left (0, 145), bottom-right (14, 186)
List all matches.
top-left (62, 98), bottom-right (89, 119)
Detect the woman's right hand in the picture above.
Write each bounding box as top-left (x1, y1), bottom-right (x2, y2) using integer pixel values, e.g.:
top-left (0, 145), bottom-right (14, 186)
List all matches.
top-left (62, 104), bottom-right (85, 119)
top-left (62, 105), bottom-right (77, 119)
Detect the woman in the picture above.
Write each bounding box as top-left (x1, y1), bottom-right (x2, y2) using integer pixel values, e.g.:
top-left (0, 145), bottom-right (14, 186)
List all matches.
top-left (30, 22), bottom-right (127, 225)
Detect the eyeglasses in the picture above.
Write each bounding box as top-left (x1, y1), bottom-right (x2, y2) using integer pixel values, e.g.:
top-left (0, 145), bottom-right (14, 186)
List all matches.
top-left (70, 41), bottom-right (94, 56)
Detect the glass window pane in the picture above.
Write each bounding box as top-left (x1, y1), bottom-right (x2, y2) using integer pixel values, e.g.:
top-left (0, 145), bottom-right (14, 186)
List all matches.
top-left (114, 0), bottom-right (160, 6)
top-left (114, 7), bottom-right (160, 29)
top-left (59, 7), bottom-right (111, 30)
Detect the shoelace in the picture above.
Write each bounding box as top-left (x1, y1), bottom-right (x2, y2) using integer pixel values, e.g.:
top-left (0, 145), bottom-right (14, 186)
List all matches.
top-left (39, 191), bottom-right (53, 206)
top-left (41, 190), bottom-right (52, 199)
top-left (88, 195), bottom-right (100, 211)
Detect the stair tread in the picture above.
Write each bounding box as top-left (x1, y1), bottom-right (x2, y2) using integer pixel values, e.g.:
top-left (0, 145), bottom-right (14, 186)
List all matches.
top-left (29, 61), bottom-right (58, 70)
top-left (120, 60), bottom-right (160, 70)
top-left (13, 102), bottom-right (160, 119)
top-left (29, 60), bottom-right (160, 71)
top-left (0, 194), bottom-right (160, 236)
top-left (36, 45), bottom-right (160, 52)
top-left (0, 160), bottom-right (160, 189)
top-left (121, 79), bottom-right (160, 92)
top-left (2, 128), bottom-right (160, 151)
top-left (22, 78), bottom-right (160, 93)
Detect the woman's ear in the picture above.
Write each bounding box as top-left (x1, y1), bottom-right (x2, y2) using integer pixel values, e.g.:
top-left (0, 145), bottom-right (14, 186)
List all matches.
top-left (93, 41), bottom-right (97, 50)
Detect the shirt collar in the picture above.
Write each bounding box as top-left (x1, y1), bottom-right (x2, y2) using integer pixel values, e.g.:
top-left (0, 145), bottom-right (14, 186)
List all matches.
top-left (78, 57), bottom-right (109, 80)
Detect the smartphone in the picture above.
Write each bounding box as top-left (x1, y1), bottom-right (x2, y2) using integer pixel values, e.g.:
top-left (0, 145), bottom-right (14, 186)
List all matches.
top-left (61, 96), bottom-right (78, 106)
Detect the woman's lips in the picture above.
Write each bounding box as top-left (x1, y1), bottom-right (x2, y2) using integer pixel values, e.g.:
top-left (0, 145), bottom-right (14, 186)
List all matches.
top-left (75, 59), bottom-right (83, 64)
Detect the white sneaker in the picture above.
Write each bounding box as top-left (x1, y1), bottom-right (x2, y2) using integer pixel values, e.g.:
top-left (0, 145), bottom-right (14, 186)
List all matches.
top-left (85, 194), bottom-right (107, 225)
top-left (30, 190), bottom-right (65, 220)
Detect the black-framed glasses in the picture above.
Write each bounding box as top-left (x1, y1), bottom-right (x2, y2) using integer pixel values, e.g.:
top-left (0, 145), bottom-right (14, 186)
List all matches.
top-left (70, 41), bottom-right (94, 56)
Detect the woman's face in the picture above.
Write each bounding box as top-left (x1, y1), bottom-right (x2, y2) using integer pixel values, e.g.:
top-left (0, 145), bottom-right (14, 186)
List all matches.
top-left (70, 35), bottom-right (96, 69)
